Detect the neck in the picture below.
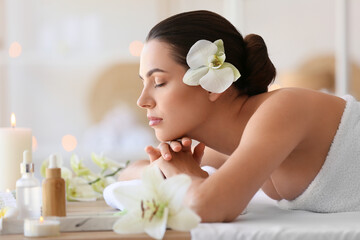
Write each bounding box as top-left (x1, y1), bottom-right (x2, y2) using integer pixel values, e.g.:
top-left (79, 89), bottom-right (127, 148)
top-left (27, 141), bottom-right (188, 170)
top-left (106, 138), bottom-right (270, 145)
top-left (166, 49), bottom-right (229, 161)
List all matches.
top-left (188, 90), bottom-right (250, 155)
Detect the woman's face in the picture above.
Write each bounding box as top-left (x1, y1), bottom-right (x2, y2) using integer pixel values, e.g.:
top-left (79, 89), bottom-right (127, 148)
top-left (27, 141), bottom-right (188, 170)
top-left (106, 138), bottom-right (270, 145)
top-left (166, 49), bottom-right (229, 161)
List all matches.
top-left (138, 40), bottom-right (211, 142)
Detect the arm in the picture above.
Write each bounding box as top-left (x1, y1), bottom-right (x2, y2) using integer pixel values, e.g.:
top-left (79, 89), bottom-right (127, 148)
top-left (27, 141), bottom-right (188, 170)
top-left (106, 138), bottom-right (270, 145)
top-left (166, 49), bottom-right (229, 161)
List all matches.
top-left (155, 93), bottom-right (310, 222)
top-left (117, 159), bottom-right (150, 181)
top-left (201, 147), bottom-right (228, 169)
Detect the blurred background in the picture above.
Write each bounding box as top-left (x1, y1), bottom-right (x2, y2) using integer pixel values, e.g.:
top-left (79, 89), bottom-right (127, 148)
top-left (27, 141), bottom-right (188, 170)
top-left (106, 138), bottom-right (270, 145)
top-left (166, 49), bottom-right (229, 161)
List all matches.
top-left (0, 0), bottom-right (359, 172)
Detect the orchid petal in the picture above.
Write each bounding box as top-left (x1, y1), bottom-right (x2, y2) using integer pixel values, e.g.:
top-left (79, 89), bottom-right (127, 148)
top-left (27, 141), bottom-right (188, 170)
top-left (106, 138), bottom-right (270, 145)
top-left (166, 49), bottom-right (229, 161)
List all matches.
top-left (221, 62), bottom-right (241, 81)
top-left (167, 207), bottom-right (201, 231)
top-left (183, 67), bottom-right (209, 86)
top-left (199, 67), bottom-right (234, 93)
top-left (186, 40), bottom-right (217, 69)
top-left (113, 210), bottom-right (145, 234)
top-left (214, 39), bottom-right (224, 55)
top-left (91, 153), bottom-right (126, 170)
top-left (159, 174), bottom-right (191, 212)
top-left (144, 207), bottom-right (168, 239)
top-left (70, 154), bottom-right (93, 177)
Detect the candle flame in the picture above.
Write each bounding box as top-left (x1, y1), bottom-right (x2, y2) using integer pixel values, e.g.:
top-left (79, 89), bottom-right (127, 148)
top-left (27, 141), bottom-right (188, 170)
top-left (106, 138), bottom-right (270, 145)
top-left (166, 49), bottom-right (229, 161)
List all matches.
top-left (39, 216), bottom-right (44, 223)
top-left (11, 113), bottom-right (16, 128)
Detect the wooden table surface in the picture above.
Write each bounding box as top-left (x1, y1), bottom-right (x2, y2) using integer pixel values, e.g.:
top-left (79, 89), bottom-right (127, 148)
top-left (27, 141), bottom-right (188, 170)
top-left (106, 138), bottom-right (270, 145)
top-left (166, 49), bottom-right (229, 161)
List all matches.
top-left (2, 200), bottom-right (191, 240)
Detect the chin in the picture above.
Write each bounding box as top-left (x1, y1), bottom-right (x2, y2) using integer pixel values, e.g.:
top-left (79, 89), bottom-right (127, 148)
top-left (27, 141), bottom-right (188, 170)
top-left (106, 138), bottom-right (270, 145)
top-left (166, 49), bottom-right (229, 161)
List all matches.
top-left (155, 130), bottom-right (183, 142)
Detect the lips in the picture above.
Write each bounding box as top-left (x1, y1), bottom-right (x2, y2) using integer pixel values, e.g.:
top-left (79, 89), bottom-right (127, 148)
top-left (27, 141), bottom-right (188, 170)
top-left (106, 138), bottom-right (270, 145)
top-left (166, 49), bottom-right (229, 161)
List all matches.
top-left (147, 116), bottom-right (163, 126)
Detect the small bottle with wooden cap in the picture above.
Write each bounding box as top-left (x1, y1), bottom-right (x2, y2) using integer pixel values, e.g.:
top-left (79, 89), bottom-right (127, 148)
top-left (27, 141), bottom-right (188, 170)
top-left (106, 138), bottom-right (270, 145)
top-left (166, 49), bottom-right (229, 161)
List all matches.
top-left (42, 154), bottom-right (66, 217)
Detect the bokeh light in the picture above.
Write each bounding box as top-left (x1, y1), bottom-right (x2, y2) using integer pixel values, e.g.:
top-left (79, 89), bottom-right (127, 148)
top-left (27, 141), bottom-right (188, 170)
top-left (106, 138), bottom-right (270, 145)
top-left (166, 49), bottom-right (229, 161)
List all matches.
top-left (129, 40), bottom-right (143, 57)
top-left (32, 136), bottom-right (38, 152)
top-left (9, 42), bottom-right (22, 58)
top-left (62, 134), bottom-right (77, 152)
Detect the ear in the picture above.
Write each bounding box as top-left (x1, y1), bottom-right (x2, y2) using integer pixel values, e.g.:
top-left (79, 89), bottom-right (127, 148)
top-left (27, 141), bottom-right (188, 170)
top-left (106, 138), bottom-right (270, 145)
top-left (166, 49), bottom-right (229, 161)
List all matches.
top-left (208, 92), bottom-right (222, 102)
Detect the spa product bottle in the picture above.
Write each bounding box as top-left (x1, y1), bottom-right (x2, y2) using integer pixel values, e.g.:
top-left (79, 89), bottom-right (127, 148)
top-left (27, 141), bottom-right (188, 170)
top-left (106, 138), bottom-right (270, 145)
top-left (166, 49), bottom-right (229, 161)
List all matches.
top-left (16, 150), bottom-right (41, 219)
top-left (42, 154), bottom-right (66, 217)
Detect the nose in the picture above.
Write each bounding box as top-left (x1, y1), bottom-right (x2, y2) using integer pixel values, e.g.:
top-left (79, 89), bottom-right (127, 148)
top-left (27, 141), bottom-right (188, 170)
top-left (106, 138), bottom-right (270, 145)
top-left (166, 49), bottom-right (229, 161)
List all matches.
top-left (137, 88), bottom-right (155, 109)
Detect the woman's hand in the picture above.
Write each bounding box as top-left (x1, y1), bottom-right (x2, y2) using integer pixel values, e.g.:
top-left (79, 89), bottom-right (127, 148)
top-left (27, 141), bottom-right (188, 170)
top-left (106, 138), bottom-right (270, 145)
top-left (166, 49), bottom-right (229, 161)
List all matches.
top-left (144, 138), bottom-right (207, 178)
top-left (145, 137), bottom-right (203, 162)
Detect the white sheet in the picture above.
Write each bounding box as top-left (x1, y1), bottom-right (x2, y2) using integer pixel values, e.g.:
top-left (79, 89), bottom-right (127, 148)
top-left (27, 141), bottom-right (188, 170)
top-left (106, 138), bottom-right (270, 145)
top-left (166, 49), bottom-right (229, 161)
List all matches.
top-left (191, 190), bottom-right (360, 240)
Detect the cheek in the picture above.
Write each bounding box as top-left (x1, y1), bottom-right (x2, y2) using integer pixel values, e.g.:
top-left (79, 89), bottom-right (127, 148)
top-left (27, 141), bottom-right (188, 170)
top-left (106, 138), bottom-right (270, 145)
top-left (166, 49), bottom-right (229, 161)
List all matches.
top-left (162, 88), bottom-right (209, 130)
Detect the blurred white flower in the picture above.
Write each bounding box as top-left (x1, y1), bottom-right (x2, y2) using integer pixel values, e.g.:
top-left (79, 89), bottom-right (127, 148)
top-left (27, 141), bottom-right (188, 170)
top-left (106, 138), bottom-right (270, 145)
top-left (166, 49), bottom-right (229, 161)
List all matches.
top-left (91, 152), bottom-right (126, 172)
top-left (70, 154), bottom-right (94, 178)
top-left (0, 206), bottom-right (17, 231)
top-left (66, 177), bottom-right (101, 201)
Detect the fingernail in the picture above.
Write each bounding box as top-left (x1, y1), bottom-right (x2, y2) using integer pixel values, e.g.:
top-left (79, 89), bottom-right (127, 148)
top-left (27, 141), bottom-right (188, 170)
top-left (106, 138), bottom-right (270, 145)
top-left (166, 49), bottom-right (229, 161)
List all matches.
top-left (165, 154), bottom-right (170, 160)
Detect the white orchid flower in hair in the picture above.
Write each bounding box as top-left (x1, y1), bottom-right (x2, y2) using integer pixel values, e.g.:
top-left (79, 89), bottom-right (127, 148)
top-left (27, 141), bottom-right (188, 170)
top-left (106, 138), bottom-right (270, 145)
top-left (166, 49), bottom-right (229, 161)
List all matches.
top-left (183, 39), bottom-right (241, 93)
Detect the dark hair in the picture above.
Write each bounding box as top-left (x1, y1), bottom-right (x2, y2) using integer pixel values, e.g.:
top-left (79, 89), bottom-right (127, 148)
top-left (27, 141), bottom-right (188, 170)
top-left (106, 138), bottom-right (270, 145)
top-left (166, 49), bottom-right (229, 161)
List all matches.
top-left (146, 10), bottom-right (276, 96)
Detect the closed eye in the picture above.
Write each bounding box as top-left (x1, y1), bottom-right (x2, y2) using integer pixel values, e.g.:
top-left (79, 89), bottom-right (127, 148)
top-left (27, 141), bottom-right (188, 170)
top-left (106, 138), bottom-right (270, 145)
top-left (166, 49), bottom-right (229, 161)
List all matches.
top-left (154, 83), bottom-right (166, 88)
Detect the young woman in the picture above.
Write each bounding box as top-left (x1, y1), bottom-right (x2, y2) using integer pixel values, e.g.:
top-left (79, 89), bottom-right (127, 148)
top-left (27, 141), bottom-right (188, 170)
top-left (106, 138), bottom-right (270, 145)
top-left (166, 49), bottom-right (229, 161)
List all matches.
top-left (118, 10), bottom-right (360, 222)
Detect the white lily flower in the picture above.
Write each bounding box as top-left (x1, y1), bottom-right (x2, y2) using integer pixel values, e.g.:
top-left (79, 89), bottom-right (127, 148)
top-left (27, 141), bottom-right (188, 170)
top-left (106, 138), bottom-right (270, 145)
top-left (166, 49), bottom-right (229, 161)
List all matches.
top-left (112, 165), bottom-right (201, 239)
top-left (66, 177), bottom-right (101, 201)
top-left (183, 39), bottom-right (241, 93)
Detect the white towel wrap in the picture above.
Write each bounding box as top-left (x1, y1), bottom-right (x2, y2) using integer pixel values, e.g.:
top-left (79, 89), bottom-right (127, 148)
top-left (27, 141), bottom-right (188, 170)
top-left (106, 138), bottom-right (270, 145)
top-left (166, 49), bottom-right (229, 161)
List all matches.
top-left (278, 95), bottom-right (360, 212)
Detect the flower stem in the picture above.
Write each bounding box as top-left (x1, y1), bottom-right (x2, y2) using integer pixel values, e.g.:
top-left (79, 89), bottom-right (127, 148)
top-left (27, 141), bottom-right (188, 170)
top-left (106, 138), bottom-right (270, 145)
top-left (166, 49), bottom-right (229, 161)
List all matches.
top-left (88, 160), bottom-right (130, 185)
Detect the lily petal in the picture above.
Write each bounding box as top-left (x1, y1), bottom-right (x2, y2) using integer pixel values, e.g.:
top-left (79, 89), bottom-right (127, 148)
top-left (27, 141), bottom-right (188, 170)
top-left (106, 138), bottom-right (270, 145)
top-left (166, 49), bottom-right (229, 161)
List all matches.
top-left (159, 174), bottom-right (191, 212)
top-left (199, 68), bottom-right (234, 93)
top-left (144, 207), bottom-right (169, 240)
top-left (167, 207), bottom-right (201, 231)
top-left (221, 62), bottom-right (241, 81)
top-left (142, 165), bottom-right (165, 192)
top-left (187, 40), bottom-right (217, 69)
top-left (113, 210), bottom-right (145, 234)
top-left (183, 67), bottom-right (209, 86)
top-left (113, 184), bottom-right (151, 209)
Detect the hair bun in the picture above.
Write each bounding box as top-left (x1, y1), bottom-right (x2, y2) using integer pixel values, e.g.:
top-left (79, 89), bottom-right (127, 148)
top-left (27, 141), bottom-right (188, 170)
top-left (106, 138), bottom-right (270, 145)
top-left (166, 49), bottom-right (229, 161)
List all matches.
top-left (239, 34), bottom-right (276, 95)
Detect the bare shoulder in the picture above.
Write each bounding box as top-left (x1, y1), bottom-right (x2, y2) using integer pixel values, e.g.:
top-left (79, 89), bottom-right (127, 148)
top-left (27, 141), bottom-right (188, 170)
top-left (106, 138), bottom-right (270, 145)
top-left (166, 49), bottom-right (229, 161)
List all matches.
top-left (251, 88), bottom-right (344, 122)
top-left (242, 87), bottom-right (346, 154)
top-left (247, 88), bottom-right (313, 129)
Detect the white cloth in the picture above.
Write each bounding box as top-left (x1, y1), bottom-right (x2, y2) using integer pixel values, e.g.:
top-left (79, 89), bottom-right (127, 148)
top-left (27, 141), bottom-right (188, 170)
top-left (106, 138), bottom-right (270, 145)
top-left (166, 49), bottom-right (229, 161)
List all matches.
top-left (191, 190), bottom-right (360, 240)
top-left (278, 95), bottom-right (360, 212)
top-left (103, 166), bottom-right (217, 210)
top-left (103, 179), bottom-right (141, 210)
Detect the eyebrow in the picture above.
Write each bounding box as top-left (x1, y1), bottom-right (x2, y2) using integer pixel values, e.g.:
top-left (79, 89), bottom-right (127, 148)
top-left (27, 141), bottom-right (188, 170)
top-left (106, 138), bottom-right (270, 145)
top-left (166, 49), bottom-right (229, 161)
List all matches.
top-left (139, 68), bottom-right (167, 80)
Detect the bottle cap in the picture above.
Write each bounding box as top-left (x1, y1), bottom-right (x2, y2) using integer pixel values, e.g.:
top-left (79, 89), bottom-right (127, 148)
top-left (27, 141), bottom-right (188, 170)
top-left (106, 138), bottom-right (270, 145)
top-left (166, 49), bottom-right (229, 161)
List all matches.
top-left (49, 154), bottom-right (59, 169)
top-left (20, 150), bottom-right (34, 174)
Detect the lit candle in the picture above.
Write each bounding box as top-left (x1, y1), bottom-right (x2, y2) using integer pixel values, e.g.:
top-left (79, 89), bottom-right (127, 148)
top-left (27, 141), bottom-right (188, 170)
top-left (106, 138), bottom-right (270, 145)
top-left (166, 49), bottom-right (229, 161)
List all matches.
top-left (24, 216), bottom-right (60, 237)
top-left (0, 113), bottom-right (32, 191)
